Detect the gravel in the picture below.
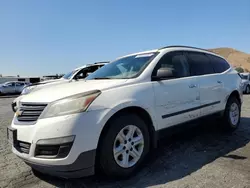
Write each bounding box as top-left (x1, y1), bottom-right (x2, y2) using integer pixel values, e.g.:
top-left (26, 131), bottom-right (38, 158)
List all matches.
top-left (0, 96), bottom-right (250, 188)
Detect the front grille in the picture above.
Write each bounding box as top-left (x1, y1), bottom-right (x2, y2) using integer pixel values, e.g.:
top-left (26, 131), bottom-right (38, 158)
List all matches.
top-left (17, 103), bottom-right (47, 122)
top-left (15, 141), bottom-right (31, 154)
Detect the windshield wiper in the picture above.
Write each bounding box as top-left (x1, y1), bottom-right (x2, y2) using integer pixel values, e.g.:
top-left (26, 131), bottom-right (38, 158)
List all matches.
top-left (93, 77), bottom-right (111, 79)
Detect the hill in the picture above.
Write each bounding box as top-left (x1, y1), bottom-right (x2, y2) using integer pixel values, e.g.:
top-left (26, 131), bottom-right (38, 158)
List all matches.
top-left (208, 48), bottom-right (250, 72)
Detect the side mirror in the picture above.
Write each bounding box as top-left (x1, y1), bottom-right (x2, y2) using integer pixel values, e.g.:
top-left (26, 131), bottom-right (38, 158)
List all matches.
top-left (152, 68), bottom-right (175, 81)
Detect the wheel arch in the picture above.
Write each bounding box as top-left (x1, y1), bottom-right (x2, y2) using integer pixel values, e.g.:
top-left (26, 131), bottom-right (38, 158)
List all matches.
top-left (227, 90), bottom-right (241, 105)
top-left (95, 106), bottom-right (158, 171)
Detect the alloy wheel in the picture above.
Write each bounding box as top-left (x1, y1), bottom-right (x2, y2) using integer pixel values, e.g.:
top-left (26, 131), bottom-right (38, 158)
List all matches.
top-left (113, 125), bottom-right (144, 168)
top-left (229, 102), bottom-right (240, 126)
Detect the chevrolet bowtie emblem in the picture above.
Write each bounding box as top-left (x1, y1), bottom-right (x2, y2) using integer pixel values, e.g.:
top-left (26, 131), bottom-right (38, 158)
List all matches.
top-left (16, 110), bottom-right (23, 117)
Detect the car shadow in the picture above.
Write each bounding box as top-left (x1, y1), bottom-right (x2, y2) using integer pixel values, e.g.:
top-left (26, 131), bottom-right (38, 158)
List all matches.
top-left (33, 117), bottom-right (250, 188)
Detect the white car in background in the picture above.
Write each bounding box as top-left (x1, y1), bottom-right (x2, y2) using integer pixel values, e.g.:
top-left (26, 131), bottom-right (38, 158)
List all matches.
top-left (240, 73), bottom-right (250, 94)
top-left (8, 46), bottom-right (242, 179)
top-left (0, 81), bottom-right (30, 95)
top-left (11, 62), bottom-right (108, 112)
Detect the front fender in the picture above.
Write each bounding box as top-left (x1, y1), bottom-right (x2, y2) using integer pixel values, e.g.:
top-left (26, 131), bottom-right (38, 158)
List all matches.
top-left (93, 99), bottom-right (159, 136)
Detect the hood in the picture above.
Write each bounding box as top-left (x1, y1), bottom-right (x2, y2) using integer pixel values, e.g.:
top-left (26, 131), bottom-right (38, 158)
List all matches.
top-left (29, 79), bottom-right (69, 93)
top-left (21, 79), bottom-right (128, 103)
top-left (34, 78), bottom-right (65, 85)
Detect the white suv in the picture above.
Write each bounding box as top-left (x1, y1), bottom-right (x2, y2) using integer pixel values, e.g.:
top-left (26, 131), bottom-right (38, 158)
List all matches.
top-left (8, 46), bottom-right (243, 179)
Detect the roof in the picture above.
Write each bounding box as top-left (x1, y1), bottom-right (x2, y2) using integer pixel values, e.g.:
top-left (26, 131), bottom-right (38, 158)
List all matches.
top-left (158, 45), bottom-right (226, 59)
top-left (120, 45), bottom-right (227, 61)
top-left (119, 49), bottom-right (159, 59)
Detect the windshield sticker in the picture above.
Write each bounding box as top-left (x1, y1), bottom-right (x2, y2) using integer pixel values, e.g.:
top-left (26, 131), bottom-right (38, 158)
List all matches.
top-left (135, 53), bottom-right (154, 58)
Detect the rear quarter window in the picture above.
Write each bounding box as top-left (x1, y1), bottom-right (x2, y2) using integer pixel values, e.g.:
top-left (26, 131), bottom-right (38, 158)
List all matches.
top-left (207, 54), bottom-right (230, 73)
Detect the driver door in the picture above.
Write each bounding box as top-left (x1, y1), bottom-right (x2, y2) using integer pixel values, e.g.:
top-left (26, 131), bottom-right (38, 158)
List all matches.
top-left (152, 51), bottom-right (200, 130)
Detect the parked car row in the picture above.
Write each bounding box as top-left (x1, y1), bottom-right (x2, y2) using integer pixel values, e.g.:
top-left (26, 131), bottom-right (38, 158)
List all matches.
top-left (240, 73), bottom-right (250, 94)
top-left (0, 81), bottom-right (30, 95)
top-left (7, 46), bottom-right (243, 179)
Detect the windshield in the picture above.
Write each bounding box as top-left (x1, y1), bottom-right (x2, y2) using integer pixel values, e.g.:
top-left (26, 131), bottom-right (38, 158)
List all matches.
top-left (86, 53), bottom-right (157, 80)
top-left (63, 69), bottom-right (79, 79)
top-left (241, 75), bottom-right (248, 80)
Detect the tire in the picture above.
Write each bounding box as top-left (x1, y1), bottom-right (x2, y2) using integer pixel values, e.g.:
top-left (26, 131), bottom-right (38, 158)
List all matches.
top-left (222, 96), bottom-right (241, 131)
top-left (32, 168), bottom-right (44, 177)
top-left (246, 85), bottom-right (250, 94)
top-left (99, 113), bottom-right (150, 178)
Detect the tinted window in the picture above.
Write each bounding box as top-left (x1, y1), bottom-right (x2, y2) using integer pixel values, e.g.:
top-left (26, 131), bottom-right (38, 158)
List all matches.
top-left (16, 82), bottom-right (24, 86)
top-left (74, 65), bottom-right (101, 79)
top-left (5, 82), bottom-right (15, 87)
top-left (152, 51), bottom-right (190, 78)
top-left (187, 52), bottom-right (214, 76)
top-left (207, 54), bottom-right (230, 73)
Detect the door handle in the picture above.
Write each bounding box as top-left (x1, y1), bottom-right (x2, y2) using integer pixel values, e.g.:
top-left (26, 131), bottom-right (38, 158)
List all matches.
top-left (217, 80), bottom-right (222, 84)
top-left (189, 84), bottom-right (197, 88)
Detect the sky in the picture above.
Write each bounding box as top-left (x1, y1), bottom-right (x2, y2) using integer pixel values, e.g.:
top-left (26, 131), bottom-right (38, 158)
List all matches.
top-left (0, 0), bottom-right (249, 77)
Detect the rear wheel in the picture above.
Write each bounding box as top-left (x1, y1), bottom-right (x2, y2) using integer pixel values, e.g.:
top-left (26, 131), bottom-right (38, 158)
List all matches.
top-left (222, 96), bottom-right (241, 131)
top-left (99, 114), bottom-right (150, 178)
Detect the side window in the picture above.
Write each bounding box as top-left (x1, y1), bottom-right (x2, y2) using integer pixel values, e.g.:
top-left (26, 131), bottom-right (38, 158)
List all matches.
top-left (152, 51), bottom-right (190, 78)
top-left (6, 83), bottom-right (15, 87)
top-left (187, 52), bottom-right (214, 76)
top-left (74, 66), bottom-right (100, 79)
top-left (207, 54), bottom-right (230, 73)
top-left (74, 68), bottom-right (88, 79)
top-left (16, 82), bottom-right (24, 86)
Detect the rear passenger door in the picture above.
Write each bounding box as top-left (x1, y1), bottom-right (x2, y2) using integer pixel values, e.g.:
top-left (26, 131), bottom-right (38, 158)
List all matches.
top-left (186, 51), bottom-right (223, 116)
top-left (152, 51), bottom-right (200, 130)
top-left (207, 54), bottom-right (231, 110)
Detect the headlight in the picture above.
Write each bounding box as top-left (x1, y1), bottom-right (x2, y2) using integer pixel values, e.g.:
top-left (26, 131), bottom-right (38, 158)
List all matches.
top-left (21, 86), bottom-right (36, 95)
top-left (39, 90), bottom-right (101, 119)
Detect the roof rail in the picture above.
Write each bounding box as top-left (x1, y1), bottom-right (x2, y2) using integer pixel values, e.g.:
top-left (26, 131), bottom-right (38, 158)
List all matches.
top-left (159, 45), bottom-right (211, 52)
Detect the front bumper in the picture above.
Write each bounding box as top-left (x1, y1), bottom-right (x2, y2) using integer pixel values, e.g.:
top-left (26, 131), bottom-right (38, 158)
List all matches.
top-left (25, 149), bottom-right (96, 178)
top-left (9, 109), bottom-right (110, 178)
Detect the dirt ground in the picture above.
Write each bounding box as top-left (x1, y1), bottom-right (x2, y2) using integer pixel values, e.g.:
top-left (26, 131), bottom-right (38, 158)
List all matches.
top-left (0, 96), bottom-right (250, 188)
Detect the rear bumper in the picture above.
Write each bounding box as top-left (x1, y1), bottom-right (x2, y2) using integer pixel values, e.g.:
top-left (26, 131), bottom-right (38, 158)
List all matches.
top-left (25, 149), bottom-right (96, 178)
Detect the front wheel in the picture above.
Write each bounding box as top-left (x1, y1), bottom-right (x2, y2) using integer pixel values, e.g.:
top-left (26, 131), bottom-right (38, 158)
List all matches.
top-left (99, 114), bottom-right (150, 178)
top-left (222, 96), bottom-right (241, 131)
